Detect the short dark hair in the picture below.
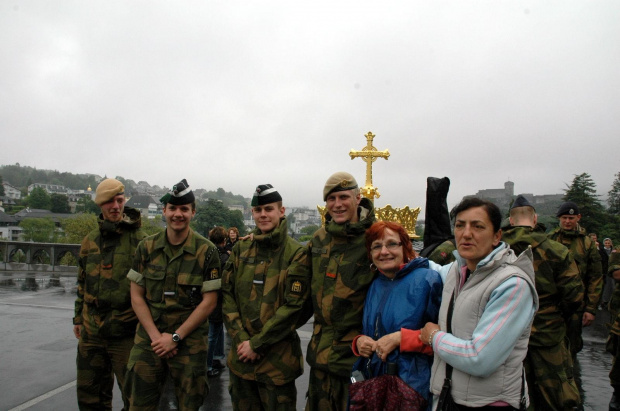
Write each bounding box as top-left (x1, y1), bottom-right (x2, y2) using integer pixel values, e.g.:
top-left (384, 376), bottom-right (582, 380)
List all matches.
top-left (209, 226), bottom-right (227, 245)
top-left (450, 197), bottom-right (502, 233)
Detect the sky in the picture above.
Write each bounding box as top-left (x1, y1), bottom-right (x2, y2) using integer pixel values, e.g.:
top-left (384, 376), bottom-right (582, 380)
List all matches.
top-left (1, 1), bottom-right (619, 214)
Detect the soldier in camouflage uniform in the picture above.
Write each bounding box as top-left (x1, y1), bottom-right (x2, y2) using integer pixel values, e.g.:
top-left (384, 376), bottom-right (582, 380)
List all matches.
top-left (548, 201), bottom-right (603, 358)
top-left (289, 172), bottom-right (376, 411)
top-left (222, 184), bottom-right (308, 410)
top-left (124, 179), bottom-right (221, 411)
top-left (502, 195), bottom-right (584, 410)
top-left (73, 178), bottom-right (146, 410)
top-left (607, 248), bottom-right (620, 411)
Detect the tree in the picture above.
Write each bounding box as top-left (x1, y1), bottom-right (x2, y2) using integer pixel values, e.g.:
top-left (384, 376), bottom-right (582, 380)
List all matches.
top-left (609, 171), bottom-right (620, 215)
top-left (19, 218), bottom-right (57, 242)
top-left (60, 214), bottom-right (98, 244)
top-left (0, 175), bottom-right (4, 196)
top-left (75, 197), bottom-right (100, 214)
top-left (192, 199), bottom-right (245, 237)
top-left (300, 225), bottom-right (320, 235)
top-left (50, 193), bottom-right (71, 213)
top-left (140, 216), bottom-right (165, 236)
top-left (563, 173), bottom-right (607, 234)
top-left (26, 187), bottom-right (52, 209)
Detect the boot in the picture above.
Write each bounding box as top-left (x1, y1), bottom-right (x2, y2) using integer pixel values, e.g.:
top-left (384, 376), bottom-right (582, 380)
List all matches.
top-left (610, 385), bottom-right (620, 411)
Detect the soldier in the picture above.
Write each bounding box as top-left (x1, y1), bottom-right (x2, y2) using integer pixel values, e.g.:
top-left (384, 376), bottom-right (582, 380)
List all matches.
top-left (607, 247), bottom-right (620, 411)
top-left (289, 171), bottom-right (376, 410)
top-left (124, 179), bottom-right (221, 411)
top-left (502, 195), bottom-right (584, 410)
top-left (548, 201), bottom-right (603, 358)
top-left (73, 178), bottom-right (146, 410)
top-left (222, 184), bottom-right (307, 410)
top-left (427, 239), bottom-right (456, 265)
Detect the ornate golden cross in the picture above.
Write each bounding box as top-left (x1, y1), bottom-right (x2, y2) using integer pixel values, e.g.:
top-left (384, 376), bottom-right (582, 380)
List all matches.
top-left (349, 131), bottom-right (390, 201)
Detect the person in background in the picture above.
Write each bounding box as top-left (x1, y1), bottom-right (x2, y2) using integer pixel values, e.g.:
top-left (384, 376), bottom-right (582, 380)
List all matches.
top-left (225, 227), bottom-right (240, 255)
top-left (548, 202), bottom-right (602, 358)
top-left (421, 197), bottom-right (538, 409)
top-left (607, 245), bottom-right (620, 411)
top-left (502, 195), bottom-right (583, 410)
top-left (207, 226), bottom-right (229, 378)
top-left (352, 221), bottom-right (442, 406)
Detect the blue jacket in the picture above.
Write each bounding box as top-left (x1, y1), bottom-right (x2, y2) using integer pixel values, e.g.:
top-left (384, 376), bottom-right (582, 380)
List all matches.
top-left (353, 257), bottom-right (442, 400)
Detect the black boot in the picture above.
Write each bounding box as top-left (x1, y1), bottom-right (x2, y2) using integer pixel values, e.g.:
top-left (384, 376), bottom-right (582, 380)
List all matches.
top-left (610, 385), bottom-right (620, 411)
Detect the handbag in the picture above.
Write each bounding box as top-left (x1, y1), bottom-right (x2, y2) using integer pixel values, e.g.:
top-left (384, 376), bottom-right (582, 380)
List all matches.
top-left (349, 360), bottom-right (428, 411)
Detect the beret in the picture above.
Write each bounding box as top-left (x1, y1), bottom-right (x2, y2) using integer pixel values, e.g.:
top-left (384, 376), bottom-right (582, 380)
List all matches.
top-left (556, 201), bottom-right (580, 217)
top-left (251, 184), bottom-right (282, 206)
top-left (323, 172), bottom-right (358, 201)
top-left (511, 195), bottom-right (535, 211)
top-left (94, 178), bottom-right (125, 206)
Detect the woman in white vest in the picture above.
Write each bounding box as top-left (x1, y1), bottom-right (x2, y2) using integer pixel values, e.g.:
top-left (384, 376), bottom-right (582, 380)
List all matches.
top-left (420, 198), bottom-right (539, 410)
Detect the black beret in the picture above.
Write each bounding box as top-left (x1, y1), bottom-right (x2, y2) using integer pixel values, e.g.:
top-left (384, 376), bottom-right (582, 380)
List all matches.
top-left (511, 195), bottom-right (535, 211)
top-left (556, 201), bottom-right (579, 217)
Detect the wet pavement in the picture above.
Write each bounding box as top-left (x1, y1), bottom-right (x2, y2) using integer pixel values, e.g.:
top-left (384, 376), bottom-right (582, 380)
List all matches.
top-left (0, 275), bottom-right (614, 410)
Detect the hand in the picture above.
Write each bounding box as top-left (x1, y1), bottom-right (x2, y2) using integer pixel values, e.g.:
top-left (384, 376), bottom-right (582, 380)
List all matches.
top-left (356, 335), bottom-right (376, 358)
top-left (583, 312), bottom-right (595, 327)
top-left (73, 324), bottom-right (82, 339)
top-left (419, 322), bottom-right (440, 346)
top-left (151, 333), bottom-right (178, 358)
top-left (237, 340), bottom-right (260, 363)
top-left (375, 332), bottom-right (401, 362)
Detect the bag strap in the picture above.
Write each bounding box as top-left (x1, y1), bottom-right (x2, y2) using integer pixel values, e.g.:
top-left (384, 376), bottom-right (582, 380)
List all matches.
top-left (445, 289), bottom-right (455, 379)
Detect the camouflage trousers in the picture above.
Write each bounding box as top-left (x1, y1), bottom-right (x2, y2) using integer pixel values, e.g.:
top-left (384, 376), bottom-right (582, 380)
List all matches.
top-left (305, 368), bottom-right (349, 411)
top-left (607, 333), bottom-right (620, 386)
top-left (228, 371), bottom-right (296, 410)
top-left (76, 330), bottom-right (134, 411)
top-left (565, 312), bottom-right (584, 358)
top-left (124, 341), bottom-right (208, 411)
top-left (524, 340), bottom-right (581, 410)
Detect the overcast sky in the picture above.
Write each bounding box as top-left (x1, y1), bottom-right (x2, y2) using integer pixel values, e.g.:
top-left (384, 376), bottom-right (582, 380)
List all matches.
top-left (1, 1), bottom-right (619, 214)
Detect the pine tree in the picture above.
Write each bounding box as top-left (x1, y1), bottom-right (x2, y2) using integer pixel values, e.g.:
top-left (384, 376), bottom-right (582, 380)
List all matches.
top-left (563, 173), bottom-right (607, 234)
top-left (608, 171), bottom-right (620, 215)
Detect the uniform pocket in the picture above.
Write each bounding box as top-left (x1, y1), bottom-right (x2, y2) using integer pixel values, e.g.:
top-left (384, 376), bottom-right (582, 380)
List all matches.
top-left (177, 274), bottom-right (204, 308)
top-left (143, 266), bottom-right (165, 302)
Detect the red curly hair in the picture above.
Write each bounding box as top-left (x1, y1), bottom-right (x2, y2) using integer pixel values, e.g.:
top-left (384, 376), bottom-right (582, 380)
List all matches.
top-left (365, 221), bottom-right (415, 262)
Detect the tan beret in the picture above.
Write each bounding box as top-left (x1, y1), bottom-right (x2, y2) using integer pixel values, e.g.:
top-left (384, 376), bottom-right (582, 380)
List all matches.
top-left (95, 178), bottom-right (125, 205)
top-left (323, 171), bottom-right (358, 201)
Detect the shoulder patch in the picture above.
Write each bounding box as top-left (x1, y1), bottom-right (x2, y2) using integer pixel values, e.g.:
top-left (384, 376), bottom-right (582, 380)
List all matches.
top-left (290, 280), bottom-right (306, 296)
top-left (210, 268), bottom-right (220, 280)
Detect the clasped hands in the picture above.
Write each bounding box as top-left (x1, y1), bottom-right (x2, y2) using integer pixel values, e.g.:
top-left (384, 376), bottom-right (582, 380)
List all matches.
top-left (356, 331), bottom-right (401, 361)
top-left (151, 332), bottom-right (179, 359)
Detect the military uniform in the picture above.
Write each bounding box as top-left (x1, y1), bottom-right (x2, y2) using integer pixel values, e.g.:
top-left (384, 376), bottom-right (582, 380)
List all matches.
top-left (222, 216), bottom-right (307, 410)
top-left (548, 225), bottom-right (603, 356)
top-left (124, 228), bottom-right (221, 411)
top-left (74, 207), bottom-right (146, 410)
top-left (607, 249), bottom-right (620, 409)
top-left (426, 239), bottom-right (456, 265)
top-left (291, 197), bottom-right (376, 411)
top-left (503, 224), bottom-right (584, 410)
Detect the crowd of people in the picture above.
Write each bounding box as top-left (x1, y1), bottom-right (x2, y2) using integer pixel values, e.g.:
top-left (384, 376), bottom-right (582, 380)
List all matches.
top-left (72, 174), bottom-right (619, 411)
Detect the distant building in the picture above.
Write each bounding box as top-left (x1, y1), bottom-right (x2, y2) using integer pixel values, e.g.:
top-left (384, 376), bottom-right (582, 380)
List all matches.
top-left (467, 181), bottom-right (563, 216)
top-left (2, 182), bottom-right (22, 200)
top-left (125, 195), bottom-right (161, 219)
top-left (287, 207), bottom-right (322, 234)
top-left (28, 183), bottom-right (68, 195)
top-left (0, 211), bottom-right (21, 241)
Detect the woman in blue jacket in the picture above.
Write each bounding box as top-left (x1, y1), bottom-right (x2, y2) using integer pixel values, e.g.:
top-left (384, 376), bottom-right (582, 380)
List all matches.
top-left (352, 221), bottom-right (443, 403)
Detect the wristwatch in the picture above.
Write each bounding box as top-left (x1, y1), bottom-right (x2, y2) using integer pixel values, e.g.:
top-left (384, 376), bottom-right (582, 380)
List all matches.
top-left (172, 333), bottom-right (182, 343)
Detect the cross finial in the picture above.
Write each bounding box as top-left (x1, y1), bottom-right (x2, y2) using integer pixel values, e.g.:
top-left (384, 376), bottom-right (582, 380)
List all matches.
top-left (349, 131), bottom-right (390, 202)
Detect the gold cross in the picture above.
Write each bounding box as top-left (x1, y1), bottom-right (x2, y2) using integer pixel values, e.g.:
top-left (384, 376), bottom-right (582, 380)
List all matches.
top-left (349, 131), bottom-right (390, 201)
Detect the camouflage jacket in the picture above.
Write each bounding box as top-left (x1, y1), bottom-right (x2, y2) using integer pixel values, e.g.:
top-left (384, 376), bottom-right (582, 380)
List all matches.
top-left (73, 207), bottom-right (146, 338)
top-left (502, 224), bottom-right (584, 346)
top-left (427, 239), bottom-right (457, 266)
top-left (291, 197), bottom-right (376, 378)
top-left (222, 217), bottom-right (307, 385)
top-left (127, 228), bottom-right (221, 349)
top-left (548, 225), bottom-right (603, 314)
top-left (608, 249), bottom-right (620, 335)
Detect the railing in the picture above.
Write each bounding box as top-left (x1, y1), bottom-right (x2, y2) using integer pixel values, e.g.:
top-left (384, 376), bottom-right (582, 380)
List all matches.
top-left (0, 241), bottom-right (80, 276)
